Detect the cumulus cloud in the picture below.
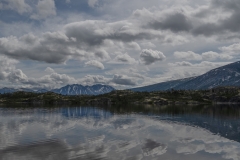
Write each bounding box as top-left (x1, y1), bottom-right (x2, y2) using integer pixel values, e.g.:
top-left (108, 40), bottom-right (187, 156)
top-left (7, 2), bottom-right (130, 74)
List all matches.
top-left (126, 42), bottom-right (141, 51)
top-left (31, 0), bottom-right (56, 20)
top-left (0, 62), bottom-right (141, 88)
top-left (170, 61), bottom-right (230, 68)
top-left (0, 18), bottom-right (160, 64)
top-left (174, 50), bottom-right (233, 62)
top-left (45, 67), bottom-right (55, 73)
top-left (81, 75), bottom-right (109, 85)
top-left (88, 0), bottom-right (99, 8)
top-left (202, 51), bottom-right (232, 60)
top-left (191, 0), bottom-right (240, 36)
top-left (7, 69), bottom-right (28, 83)
top-left (94, 50), bottom-right (111, 60)
top-left (140, 42), bottom-right (156, 48)
top-left (140, 49), bottom-right (166, 65)
top-left (113, 54), bottom-right (138, 64)
top-left (147, 12), bottom-right (193, 33)
top-left (0, 56), bottom-right (18, 80)
top-left (220, 43), bottom-right (240, 55)
top-left (0, 0), bottom-right (32, 14)
top-left (111, 74), bottom-right (137, 86)
top-left (85, 60), bottom-right (105, 69)
top-left (0, 33), bottom-right (73, 63)
top-left (168, 61), bottom-right (193, 67)
top-left (131, 2), bottom-right (240, 39)
top-left (174, 51), bottom-right (202, 61)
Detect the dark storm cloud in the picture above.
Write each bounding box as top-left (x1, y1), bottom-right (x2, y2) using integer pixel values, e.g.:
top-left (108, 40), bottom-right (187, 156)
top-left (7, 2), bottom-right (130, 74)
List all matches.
top-left (111, 74), bottom-right (137, 85)
top-left (0, 33), bottom-right (74, 64)
top-left (140, 0), bottom-right (240, 37)
top-left (193, 0), bottom-right (240, 36)
top-left (191, 13), bottom-right (240, 36)
top-left (0, 72), bottom-right (5, 80)
top-left (148, 12), bottom-right (193, 33)
top-left (65, 20), bottom-right (159, 46)
top-left (191, 23), bottom-right (220, 36)
top-left (212, 0), bottom-right (240, 11)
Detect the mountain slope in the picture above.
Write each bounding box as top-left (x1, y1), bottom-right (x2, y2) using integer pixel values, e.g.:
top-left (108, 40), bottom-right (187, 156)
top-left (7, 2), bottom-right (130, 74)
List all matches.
top-left (175, 61), bottom-right (240, 90)
top-left (131, 61), bottom-right (240, 91)
top-left (131, 77), bottom-right (195, 92)
top-left (51, 84), bottom-right (115, 95)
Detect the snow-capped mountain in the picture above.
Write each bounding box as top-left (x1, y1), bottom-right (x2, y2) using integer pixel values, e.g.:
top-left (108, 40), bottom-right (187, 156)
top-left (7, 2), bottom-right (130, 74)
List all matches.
top-left (51, 84), bottom-right (115, 95)
top-left (0, 84), bottom-right (115, 95)
top-left (132, 61), bottom-right (240, 91)
top-left (0, 87), bottom-right (18, 94)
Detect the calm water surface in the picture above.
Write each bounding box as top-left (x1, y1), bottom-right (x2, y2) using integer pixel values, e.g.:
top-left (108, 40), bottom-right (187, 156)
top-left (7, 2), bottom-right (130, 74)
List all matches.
top-left (0, 105), bottom-right (240, 160)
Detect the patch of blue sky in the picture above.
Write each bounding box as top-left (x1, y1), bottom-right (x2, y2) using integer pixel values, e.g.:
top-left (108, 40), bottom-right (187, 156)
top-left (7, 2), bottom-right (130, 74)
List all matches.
top-left (0, 10), bottom-right (31, 23)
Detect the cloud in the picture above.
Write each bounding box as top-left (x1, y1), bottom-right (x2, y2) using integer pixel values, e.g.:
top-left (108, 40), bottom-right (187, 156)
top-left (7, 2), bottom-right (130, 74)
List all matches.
top-left (7, 69), bottom-right (28, 83)
top-left (64, 20), bottom-right (166, 46)
top-left (191, 0), bottom-right (240, 36)
top-left (88, 0), bottom-right (99, 8)
top-left (174, 50), bottom-right (233, 62)
top-left (174, 51), bottom-right (202, 61)
top-left (94, 50), bottom-right (111, 60)
top-left (147, 12), bottom-right (193, 33)
top-left (45, 67), bottom-right (55, 73)
top-left (220, 43), bottom-right (240, 55)
top-left (142, 139), bottom-right (167, 156)
top-left (111, 74), bottom-right (138, 86)
top-left (1, 107), bottom-right (240, 160)
top-left (0, 0), bottom-right (32, 14)
top-left (113, 54), bottom-right (138, 64)
top-left (0, 18), bottom-right (163, 64)
top-left (202, 51), bottom-right (233, 60)
top-left (126, 42), bottom-right (141, 51)
top-left (140, 49), bottom-right (166, 65)
top-left (168, 61), bottom-right (193, 66)
top-left (85, 60), bottom-right (105, 69)
top-left (132, 3), bottom-right (240, 39)
top-left (0, 56), bottom-right (18, 72)
top-left (0, 56), bottom-right (18, 80)
top-left (0, 33), bottom-right (72, 64)
top-left (31, 0), bottom-right (56, 20)
top-left (140, 42), bottom-right (156, 48)
top-left (81, 75), bottom-right (109, 85)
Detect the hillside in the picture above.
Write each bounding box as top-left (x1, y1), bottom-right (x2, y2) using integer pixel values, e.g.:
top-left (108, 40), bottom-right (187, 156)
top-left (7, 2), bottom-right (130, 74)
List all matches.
top-left (132, 61), bottom-right (240, 91)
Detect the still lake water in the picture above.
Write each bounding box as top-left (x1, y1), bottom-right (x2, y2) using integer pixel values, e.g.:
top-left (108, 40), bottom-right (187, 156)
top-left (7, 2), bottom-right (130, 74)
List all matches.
top-left (0, 104), bottom-right (240, 160)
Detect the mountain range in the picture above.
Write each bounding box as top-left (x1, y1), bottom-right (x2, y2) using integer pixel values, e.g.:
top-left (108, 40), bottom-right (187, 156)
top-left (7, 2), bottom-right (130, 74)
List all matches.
top-left (0, 84), bottom-right (115, 95)
top-left (2, 61), bottom-right (240, 94)
top-left (132, 61), bottom-right (240, 92)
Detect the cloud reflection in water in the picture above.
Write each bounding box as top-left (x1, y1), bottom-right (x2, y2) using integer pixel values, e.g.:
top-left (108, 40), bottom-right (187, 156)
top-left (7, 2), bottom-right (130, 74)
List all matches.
top-left (0, 106), bottom-right (239, 160)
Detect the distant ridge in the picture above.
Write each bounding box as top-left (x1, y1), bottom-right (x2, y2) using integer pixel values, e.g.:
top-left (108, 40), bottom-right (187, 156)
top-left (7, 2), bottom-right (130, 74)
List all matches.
top-left (0, 84), bottom-right (115, 95)
top-left (132, 61), bottom-right (240, 92)
top-left (131, 77), bottom-right (195, 92)
top-left (52, 84), bottom-right (115, 95)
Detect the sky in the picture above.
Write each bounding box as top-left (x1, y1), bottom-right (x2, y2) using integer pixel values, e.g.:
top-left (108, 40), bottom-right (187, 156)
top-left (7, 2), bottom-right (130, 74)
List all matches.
top-left (0, 0), bottom-right (240, 89)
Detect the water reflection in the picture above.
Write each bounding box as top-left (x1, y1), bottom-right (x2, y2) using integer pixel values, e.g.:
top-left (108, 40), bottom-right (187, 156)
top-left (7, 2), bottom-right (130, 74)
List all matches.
top-left (0, 105), bottom-right (239, 160)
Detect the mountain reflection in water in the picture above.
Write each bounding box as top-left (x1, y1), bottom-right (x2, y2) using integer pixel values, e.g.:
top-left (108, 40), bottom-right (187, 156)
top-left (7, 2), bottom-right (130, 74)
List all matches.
top-left (0, 105), bottom-right (239, 160)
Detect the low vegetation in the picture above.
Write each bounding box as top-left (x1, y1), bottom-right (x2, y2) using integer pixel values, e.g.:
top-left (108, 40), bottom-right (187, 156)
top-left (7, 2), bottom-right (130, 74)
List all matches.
top-left (1, 86), bottom-right (240, 105)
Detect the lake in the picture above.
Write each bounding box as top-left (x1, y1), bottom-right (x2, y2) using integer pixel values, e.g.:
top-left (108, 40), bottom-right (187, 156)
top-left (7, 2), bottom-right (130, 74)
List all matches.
top-left (0, 104), bottom-right (240, 160)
